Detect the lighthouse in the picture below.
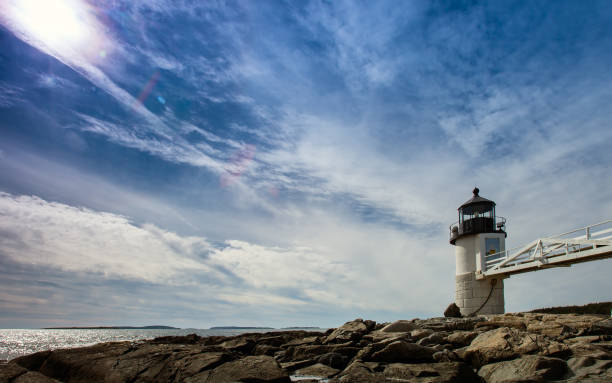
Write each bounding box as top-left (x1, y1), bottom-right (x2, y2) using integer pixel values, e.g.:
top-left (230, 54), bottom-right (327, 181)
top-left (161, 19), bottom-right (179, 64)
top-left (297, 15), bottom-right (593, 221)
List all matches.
top-left (450, 188), bottom-right (507, 315)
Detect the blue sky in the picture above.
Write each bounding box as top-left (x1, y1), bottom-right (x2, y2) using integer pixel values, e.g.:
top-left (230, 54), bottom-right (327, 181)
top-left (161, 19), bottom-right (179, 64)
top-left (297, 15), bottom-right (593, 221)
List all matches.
top-left (1, 0), bottom-right (611, 328)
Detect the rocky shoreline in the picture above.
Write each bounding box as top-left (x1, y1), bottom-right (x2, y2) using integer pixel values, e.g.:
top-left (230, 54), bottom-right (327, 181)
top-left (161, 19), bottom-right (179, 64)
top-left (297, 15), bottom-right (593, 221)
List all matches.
top-left (2, 313), bottom-right (611, 382)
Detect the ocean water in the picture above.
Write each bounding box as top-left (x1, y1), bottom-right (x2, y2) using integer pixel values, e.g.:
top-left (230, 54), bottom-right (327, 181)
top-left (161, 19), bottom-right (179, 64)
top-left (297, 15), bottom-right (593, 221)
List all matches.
top-left (0, 328), bottom-right (303, 361)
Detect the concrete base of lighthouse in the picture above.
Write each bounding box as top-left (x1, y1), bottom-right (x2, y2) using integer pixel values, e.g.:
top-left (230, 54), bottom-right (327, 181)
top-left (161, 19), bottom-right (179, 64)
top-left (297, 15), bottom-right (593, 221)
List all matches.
top-left (455, 272), bottom-right (505, 315)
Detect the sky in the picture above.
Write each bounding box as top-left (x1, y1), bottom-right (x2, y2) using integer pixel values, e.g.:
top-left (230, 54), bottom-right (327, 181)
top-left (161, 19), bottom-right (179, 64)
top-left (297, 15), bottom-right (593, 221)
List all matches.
top-left (0, 0), bottom-right (611, 329)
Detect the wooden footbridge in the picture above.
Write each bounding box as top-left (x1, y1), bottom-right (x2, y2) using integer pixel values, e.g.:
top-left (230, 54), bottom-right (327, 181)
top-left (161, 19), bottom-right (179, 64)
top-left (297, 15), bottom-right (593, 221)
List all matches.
top-left (477, 220), bottom-right (612, 280)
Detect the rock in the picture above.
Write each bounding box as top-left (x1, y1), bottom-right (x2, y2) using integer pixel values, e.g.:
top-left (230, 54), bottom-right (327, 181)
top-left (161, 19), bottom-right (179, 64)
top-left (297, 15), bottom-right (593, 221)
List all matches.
top-left (219, 337), bottom-right (255, 353)
top-left (11, 351), bottom-right (52, 372)
top-left (12, 371), bottom-right (61, 383)
top-left (279, 359), bottom-right (316, 371)
top-left (478, 355), bottom-right (569, 383)
top-left (410, 328), bottom-right (434, 340)
top-left (362, 330), bottom-right (408, 344)
top-left (324, 319), bottom-right (369, 343)
top-left (281, 336), bottom-right (319, 347)
top-left (415, 316), bottom-right (485, 332)
top-left (444, 303), bottom-right (462, 318)
top-left (13, 371), bottom-right (61, 383)
top-left (564, 335), bottom-right (601, 345)
top-left (527, 322), bottom-right (568, 337)
top-left (368, 340), bottom-right (436, 363)
top-left (330, 361), bottom-right (383, 383)
top-left (464, 327), bottom-right (522, 367)
top-left (568, 356), bottom-right (612, 379)
top-left (379, 320), bottom-right (415, 333)
top-left (447, 330), bottom-right (479, 347)
top-left (0, 362), bottom-right (28, 381)
top-left (257, 335), bottom-right (289, 347)
top-left (416, 332), bottom-right (446, 347)
top-left (363, 320), bottom-right (377, 332)
top-left (316, 352), bottom-right (348, 369)
top-left (463, 327), bottom-right (562, 367)
top-left (17, 342), bottom-right (132, 382)
top-left (108, 346), bottom-right (232, 382)
top-left (281, 344), bottom-right (359, 363)
top-left (254, 344), bottom-right (282, 356)
top-left (383, 362), bottom-right (483, 382)
top-left (189, 355), bottom-right (290, 383)
top-left (433, 349), bottom-right (461, 363)
top-left (589, 318), bottom-right (612, 335)
top-left (295, 363), bottom-right (340, 378)
top-left (477, 315), bottom-right (528, 330)
top-left (150, 333), bottom-right (202, 344)
top-left (567, 341), bottom-right (611, 359)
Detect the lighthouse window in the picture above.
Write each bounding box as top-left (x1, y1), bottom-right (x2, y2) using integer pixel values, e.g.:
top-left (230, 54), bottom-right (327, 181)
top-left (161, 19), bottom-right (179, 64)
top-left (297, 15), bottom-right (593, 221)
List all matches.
top-left (486, 238), bottom-right (501, 259)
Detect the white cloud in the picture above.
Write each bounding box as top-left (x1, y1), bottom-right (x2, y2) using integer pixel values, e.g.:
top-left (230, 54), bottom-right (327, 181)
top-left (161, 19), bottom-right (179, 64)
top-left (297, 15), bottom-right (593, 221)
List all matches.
top-left (0, 192), bottom-right (215, 284)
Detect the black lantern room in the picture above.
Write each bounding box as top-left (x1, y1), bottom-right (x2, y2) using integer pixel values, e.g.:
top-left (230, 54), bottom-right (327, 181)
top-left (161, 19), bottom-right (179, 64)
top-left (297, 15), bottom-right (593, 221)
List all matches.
top-left (450, 188), bottom-right (506, 244)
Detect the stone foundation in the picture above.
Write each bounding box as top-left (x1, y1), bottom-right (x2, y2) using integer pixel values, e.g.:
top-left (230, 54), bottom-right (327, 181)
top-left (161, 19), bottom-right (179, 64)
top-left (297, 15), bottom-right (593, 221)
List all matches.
top-left (455, 272), bottom-right (505, 316)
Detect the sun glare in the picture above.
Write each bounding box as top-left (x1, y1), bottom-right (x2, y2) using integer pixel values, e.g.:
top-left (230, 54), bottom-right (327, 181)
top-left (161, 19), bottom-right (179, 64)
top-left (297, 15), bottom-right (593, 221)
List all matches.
top-left (9, 0), bottom-right (96, 52)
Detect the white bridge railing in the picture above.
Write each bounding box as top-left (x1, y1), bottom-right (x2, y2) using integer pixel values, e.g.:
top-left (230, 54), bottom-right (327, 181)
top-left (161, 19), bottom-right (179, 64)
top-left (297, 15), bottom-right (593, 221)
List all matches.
top-left (481, 220), bottom-right (612, 278)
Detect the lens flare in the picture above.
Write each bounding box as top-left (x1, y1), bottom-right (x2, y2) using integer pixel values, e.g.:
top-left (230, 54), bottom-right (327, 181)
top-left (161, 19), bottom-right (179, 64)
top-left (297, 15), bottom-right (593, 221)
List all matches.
top-left (221, 144), bottom-right (256, 188)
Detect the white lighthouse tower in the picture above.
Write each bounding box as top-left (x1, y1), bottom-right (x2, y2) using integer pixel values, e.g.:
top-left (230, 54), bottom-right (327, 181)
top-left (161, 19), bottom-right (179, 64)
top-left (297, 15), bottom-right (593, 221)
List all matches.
top-left (450, 188), bottom-right (507, 315)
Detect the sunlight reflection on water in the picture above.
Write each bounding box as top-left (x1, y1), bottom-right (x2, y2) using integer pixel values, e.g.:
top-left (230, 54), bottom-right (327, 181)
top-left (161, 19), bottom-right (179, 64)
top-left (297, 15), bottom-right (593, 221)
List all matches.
top-left (0, 328), bottom-right (269, 360)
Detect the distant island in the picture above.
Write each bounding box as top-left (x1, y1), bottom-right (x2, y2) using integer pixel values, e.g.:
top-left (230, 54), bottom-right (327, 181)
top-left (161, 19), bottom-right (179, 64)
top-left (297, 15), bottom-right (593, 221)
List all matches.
top-left (43, 325), bottom-right (179, 330)
top-left (209, 326), bottom-right (274, 330)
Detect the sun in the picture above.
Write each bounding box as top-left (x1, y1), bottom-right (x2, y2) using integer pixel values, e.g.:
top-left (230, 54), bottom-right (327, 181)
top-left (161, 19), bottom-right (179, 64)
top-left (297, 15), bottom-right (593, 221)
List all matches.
top-left (7, 0), bottom-right (98, 53)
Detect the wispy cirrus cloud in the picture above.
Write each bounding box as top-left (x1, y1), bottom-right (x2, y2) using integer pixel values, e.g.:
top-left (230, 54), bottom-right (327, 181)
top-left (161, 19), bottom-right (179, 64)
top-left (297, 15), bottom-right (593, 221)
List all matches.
top-left (0, 83), bottom-right (26, 107)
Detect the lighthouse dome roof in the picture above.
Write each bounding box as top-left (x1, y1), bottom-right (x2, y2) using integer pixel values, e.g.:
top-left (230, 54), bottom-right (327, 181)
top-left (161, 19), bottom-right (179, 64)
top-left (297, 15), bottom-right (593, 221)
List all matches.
top-left (458, 187), bottom-right (495, 211)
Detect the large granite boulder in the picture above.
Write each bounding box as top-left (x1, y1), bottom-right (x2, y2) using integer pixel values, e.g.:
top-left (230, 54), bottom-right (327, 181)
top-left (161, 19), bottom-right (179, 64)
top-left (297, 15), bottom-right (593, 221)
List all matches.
top-left (332, 361), bottom-right (482, 383)
top-left (415, 317), bottom-right (485, 332)
top-left (185, 355), bottom-right (290, 383)
top-left (568, 356), bottom-right (612, 381)
top-left (589, 318), bottom-right (612, 335)
top-left (294, 363), bottom-right (340, 379)
top-left (383, 362), bottom-right (483, 382)
top-left (380, 320), bottom-right (417, 333)
top-left (368, 340), bottom-right (436, 363)
top-left (324, 319), bottom-right (373, 343)
top-left (478, 355), bottom-right (569, 383)
top-left (416, 332), bottom-right (447, 347)
top-left (463, 327), bottom-right (568, 367)
top-left (280, 344), bottom-right (360, 363)
top-left (14, 342), bottom-right (133, 382)
top-left (0, 363), bottom-right (61, 383)
top-left (316, 352), bottom-right (349, 369)
top-left (446, 330), bottom-right (479, 347)
top-left (329, 361), bottom-right (383, 383)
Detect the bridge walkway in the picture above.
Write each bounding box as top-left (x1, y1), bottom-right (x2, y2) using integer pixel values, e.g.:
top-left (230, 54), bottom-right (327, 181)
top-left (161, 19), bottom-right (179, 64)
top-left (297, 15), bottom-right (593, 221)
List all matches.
top-left (477, 220), bottom-right (612, 280)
